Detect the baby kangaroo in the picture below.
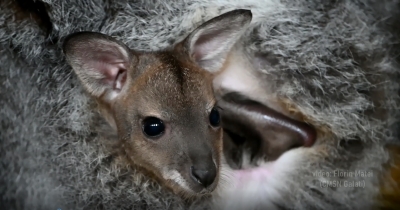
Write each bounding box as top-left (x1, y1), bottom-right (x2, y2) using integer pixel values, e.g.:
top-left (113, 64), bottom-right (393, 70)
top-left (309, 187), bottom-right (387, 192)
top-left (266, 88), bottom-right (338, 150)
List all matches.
top-left (62, 10), bottom-right (252, 197)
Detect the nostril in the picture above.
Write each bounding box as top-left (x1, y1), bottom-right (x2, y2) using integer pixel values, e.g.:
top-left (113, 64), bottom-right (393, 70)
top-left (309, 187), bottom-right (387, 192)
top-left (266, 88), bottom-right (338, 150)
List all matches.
top-left (190, 166), bottom-right (203, 184)
top-left (190, 165), bottom-right (216, 188)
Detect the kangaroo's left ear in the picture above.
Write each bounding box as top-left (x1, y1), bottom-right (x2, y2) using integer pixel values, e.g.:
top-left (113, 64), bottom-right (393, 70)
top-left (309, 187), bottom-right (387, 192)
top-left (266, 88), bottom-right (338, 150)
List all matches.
top-left (63, 32), bottom-right (132, 102)
top-left (183, 9), bottom-right (252, 73)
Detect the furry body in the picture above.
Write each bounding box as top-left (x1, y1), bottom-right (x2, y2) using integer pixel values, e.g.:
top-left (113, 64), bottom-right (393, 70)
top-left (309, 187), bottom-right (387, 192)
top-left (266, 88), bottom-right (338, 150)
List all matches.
top-left (1, 0), bottom-right (400, 209)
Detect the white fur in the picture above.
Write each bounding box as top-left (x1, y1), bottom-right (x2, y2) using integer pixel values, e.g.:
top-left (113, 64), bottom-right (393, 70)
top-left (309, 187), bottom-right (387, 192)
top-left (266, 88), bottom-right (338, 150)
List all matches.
top-left (214, 149), bottom-right (307, 209)
top-left (162, 169), bottom-right (192, 192)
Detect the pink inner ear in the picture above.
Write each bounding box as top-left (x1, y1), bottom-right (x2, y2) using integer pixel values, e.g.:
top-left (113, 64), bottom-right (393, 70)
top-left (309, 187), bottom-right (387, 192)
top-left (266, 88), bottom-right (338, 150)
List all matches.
top-left (193, 31), bottom-right (219, 61)
top-left (91, 52), bottom-right (128, 91)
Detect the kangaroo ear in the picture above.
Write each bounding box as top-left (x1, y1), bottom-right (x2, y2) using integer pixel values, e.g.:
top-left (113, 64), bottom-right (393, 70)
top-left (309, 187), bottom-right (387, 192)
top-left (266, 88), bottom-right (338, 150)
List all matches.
top-left (63, 32), bottom-right (131, 102)
top-left (185, 9), bottom-right (252, 73)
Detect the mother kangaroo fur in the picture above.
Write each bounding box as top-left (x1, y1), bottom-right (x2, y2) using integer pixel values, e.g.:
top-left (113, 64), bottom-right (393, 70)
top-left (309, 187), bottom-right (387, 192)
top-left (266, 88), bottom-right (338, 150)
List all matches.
top-left (1, 0), bottom-right (400, 209)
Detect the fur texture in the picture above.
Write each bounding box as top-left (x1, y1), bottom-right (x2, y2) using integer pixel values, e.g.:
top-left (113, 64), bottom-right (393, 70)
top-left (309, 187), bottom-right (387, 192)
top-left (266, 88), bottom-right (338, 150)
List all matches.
top-left (1, 0), bottom-right (400, 209)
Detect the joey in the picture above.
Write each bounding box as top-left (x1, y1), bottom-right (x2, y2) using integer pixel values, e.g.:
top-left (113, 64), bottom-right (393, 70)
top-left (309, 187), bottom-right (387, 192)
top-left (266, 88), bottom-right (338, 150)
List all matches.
top-left (62, 10), bottom-right (252, 197)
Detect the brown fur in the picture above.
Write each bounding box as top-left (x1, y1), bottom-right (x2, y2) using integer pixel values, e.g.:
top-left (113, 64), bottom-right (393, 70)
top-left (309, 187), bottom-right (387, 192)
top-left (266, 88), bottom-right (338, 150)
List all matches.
top-left (111, 52), bottom-right (223, 197)
top-left (61, 10), bottom-right (252, 203)
top-left (63, 31), bottom-right (226, 199)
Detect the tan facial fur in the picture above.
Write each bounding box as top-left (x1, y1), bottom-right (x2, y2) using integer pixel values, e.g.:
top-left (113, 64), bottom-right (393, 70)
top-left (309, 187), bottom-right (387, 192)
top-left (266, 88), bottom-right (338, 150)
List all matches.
top-left (113, 53), bottom-right (223, 196)
top-left (63, 10), bottom-right (253, 198)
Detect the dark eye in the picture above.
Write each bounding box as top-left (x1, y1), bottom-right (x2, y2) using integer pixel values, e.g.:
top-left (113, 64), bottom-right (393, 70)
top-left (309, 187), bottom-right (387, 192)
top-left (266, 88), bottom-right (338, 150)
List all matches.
top-left (142, 117), bottom-right (165, 138)
top-left (209, 108), bottom-right (220, 127)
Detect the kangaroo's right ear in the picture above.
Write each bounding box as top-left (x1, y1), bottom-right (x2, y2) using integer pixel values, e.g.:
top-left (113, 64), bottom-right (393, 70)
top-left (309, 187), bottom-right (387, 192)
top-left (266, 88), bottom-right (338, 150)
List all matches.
top-left (184, 9), bottom-right (252, 73)
top-left (63, 32), bottom-right (132, 102)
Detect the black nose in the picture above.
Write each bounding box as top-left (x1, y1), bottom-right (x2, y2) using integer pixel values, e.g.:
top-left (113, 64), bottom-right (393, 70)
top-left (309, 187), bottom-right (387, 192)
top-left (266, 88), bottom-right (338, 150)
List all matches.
top-left (190, 165), bottom-right (217, 188)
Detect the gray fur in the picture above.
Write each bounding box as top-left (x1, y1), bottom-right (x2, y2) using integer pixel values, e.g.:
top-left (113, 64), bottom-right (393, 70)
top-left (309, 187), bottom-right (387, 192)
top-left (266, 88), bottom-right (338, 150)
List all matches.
top-left (1, 0), bottom-right (400, 209)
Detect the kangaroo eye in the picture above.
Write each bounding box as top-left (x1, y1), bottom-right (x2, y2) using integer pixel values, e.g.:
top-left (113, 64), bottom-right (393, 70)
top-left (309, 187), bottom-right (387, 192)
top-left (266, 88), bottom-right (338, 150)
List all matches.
top-left (142, 117), bottom-right (165, 138)
top-left (209, 108), bottom-right (220, 127)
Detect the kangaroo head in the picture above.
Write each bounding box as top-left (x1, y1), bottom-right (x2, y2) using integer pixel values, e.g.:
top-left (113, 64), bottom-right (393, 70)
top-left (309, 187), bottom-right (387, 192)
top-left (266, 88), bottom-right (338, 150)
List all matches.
top-left (63, 9), bottom-right (252, 197)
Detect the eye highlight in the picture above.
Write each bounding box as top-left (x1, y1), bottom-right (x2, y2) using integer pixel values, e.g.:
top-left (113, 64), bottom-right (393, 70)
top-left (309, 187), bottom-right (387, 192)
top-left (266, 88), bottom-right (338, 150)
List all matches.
top-left (209, 108), bottom-right (220, 127)
top-left (142, 117), bottom-right (165, 138)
